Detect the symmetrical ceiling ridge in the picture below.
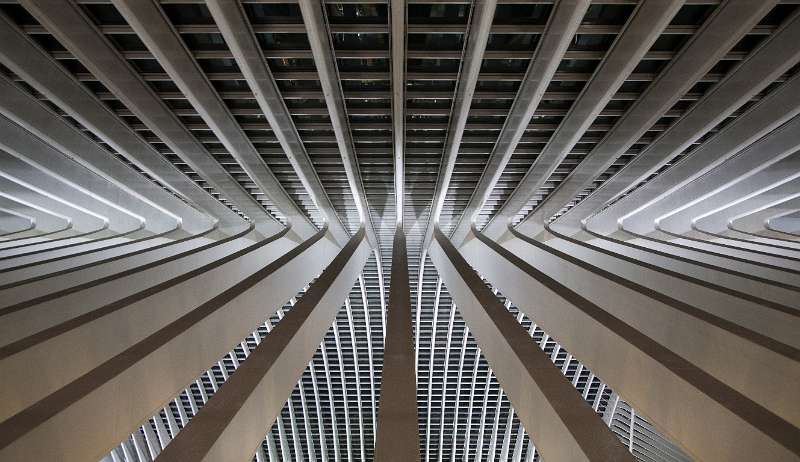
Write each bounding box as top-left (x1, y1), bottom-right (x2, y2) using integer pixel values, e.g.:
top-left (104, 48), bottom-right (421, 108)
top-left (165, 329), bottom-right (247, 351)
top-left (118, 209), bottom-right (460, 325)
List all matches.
top-left (0, 2), bottom-right (798, 462)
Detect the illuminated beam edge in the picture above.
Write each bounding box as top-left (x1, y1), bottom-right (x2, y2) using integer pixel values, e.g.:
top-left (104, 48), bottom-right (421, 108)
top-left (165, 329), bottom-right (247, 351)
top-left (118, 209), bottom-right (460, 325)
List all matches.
top-left (456, 226), bottom-right (800, 461)
top-left (155, 227), bottom-right (370, 462)
top-left (428, 226), bottom-right (634, 462)
top-left (374, 227), bottom-right (419, 461)
top-left (0, 226), bottom-right (345, 461)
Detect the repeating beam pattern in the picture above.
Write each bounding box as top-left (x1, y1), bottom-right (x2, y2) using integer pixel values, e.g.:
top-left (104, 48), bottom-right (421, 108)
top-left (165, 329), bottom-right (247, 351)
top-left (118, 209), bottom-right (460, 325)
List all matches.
top-left (0, 2), bottom-right (797, 462)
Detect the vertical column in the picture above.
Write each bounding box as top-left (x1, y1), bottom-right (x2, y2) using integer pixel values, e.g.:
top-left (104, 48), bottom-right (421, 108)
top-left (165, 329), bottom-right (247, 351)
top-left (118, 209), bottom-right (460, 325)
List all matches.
top-left (374, 227), bottom-right (419, 461)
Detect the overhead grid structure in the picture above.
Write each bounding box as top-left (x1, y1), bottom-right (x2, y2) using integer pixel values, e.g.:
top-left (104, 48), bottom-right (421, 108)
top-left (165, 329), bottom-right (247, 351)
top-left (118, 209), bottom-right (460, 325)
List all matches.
top-left (0, 1), bottom-right (798, 462)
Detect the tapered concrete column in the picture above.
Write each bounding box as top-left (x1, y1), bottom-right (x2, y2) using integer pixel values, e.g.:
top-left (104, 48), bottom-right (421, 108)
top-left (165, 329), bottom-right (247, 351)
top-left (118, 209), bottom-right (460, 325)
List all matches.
top-left (375, 227), bottom-right (419, 461)
top-left (0, 228), bottom-right (343, 462)
top-left (419, 0), bottom-right (496, 251)
top-left (155, 228), bottom-right (370, 462)
top-left (429, 227), bottom-right (634, 462)
top-left (0, 225), bottom-right (251, 345)
top-left (0, 223), bottom-right (220, 306)
top-left (459, 227), bottom-right (800, 461)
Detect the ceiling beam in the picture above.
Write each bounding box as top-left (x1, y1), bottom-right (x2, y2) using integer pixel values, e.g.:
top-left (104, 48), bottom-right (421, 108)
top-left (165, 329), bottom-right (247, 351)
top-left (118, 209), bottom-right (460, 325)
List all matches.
top-left (206, 0), bottom-right (351, 247)
top-left (480, 0), bottom-right (682, 240)
top-left (20, 0), bottom-right (276, 231)
top-left (391, 0), bottom-right (406, 227)
top-left (419, 0), bottom-right (498, 253)
top-left (298, 0), bottom-right (381, 249)
top-left (517, 0), bottom-right (778, 238)
top-left (111, 0), bottom-right (318, 239)
top-left (0, 10), bottom-right (244, 229)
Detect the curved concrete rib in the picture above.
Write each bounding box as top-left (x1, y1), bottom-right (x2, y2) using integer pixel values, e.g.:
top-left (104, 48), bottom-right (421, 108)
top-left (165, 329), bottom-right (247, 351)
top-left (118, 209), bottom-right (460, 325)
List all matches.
top-left (564, 70), bottom-right (800, 240)
top-left (0, 10), bottom-right (248, 232)
top-left (374, 227), bottom-right (419, 461)
top-left (517, 0), bottom-right (779, 237)
top-left (0, 157), bottom-right (142, 232)
top-left (699, 196), bottom-right (800, 252)
top-left (458, 226), bottom-right (800, 461)
top-left (0, 197), bottom-right (69, 238)
top-left (770, 211), bottom-right (800, 237)
top-left (0, 210), bottom-right (32, 236)
top-left (0, 178), bottom-right (110, 255)
top-left (553, 6), bottom-right (800, 239)
top-left (0, 77), bottom-right (213, 234)
top-left (109, 0), bottom-right (318, 238)
top-left (677, 172), bottom-right (800, 254)
top-left (298, 0), bottom-right (380, 249)
top-left (649, 155), bottom-right (800, 266)
top-left (0, 148), bottom-right (154, 235)
top-left (430, 226), bottom-right (634, 462)
top-left (0, 226), bottom-right (342, 462)
top-left (557, 112), bottom-right (800, 296)
top-left (206, 0), bottom-right (351, 247)
top-left (449, 0), bottom-right (591, 247)
top-left (155, 228), bottom-right (370, 462)
top-left (733, 197), bottom-right (800, 241)
top-left (419, 0), bottom-right (496, 252)
top-left (479, 0), bottom-right (682, 240)
top-left (611, 155), bottom-right (800, 282)
top-left (0, 164), bottom-right (165, 269)
top-left (19, 0), bottom-right (275, 231)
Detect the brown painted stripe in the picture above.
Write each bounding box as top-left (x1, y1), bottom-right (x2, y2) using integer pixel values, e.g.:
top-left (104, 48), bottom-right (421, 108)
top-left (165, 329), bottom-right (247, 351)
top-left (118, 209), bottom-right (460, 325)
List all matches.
top-left (0, 221), bottom-right (34, 238)
top-left (0, 224), bottom-right (288, 358)
top-left (698, 227), bottom-right (800, 253)
top-left (0, 225), bottom-right (132, 261)
top-left (0, 224), bottom-right (72, 246)
top-left (725, 225), bottom-right (800, 246)
top-left (0, 226), bottom-right (329, 450)
top-left (470, 227), bottom-right (800, 456)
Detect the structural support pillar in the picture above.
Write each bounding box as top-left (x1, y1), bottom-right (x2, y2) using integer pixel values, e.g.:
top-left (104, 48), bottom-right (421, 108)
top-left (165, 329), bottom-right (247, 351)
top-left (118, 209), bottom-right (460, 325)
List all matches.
top-left (155, 228), bottom-right (371, 462)
top-left (429, 227), bottom-right (634, 462)
top-left (374, 227), bottom-right (419, 461)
